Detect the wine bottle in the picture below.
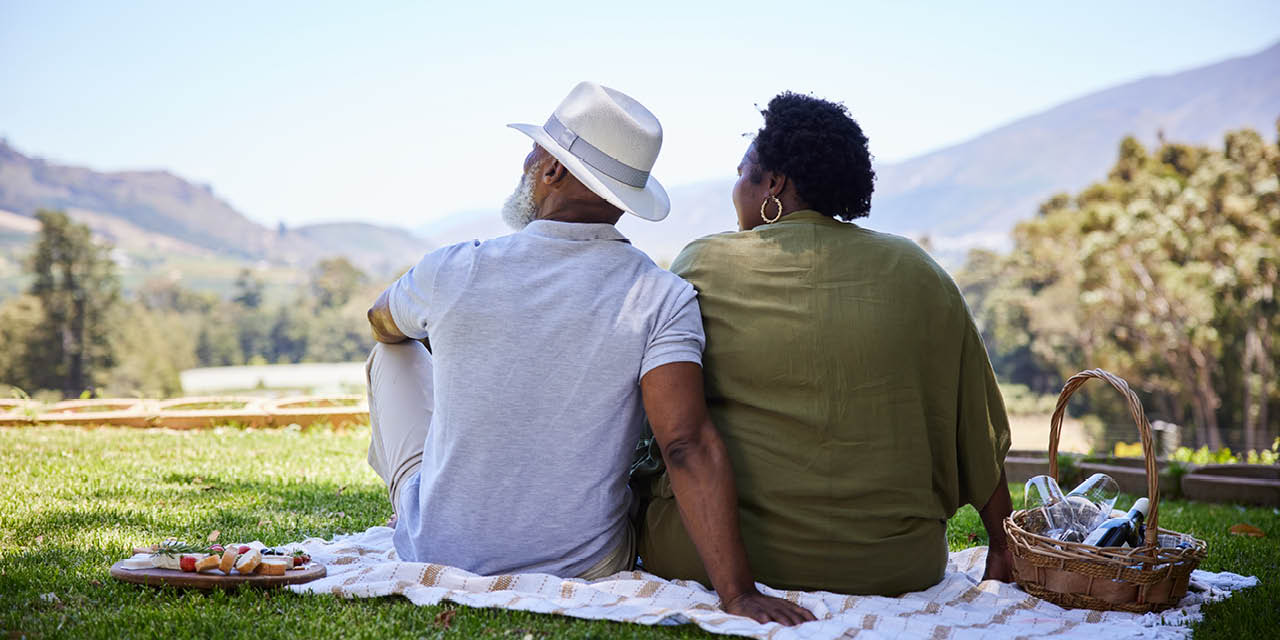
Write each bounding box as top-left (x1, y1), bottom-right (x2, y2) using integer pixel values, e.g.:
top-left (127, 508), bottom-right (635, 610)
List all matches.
top-left (1081, 498), bottom-right (1149, 547)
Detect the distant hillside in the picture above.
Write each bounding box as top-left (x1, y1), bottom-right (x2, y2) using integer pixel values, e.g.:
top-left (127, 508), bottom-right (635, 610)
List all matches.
top-left (283, 222), bottom-right (428, 276)
top-left (0, 141), bottom-right (433, 277)
top-left (423, 41), bottom-right (1280, 265)
top-left (871, 39), bottom-right (1280, 252)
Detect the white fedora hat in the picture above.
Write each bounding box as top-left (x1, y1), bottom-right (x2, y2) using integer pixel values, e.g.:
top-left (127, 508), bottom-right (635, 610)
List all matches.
top-left (509, 81), bottom-right (670, 222)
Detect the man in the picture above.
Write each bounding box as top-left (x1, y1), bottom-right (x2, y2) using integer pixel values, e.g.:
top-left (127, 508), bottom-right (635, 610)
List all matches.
top-left (364, 82), bottom-right (813, 625)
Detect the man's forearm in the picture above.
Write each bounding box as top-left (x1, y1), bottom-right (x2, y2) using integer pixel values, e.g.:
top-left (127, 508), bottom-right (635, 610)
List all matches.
top-left (663, 424), bottom-right (757, 604)
top-left (978, 467), bottom-right (1012, 549)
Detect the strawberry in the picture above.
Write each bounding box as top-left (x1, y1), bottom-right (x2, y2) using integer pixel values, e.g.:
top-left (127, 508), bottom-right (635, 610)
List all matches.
top-left (209, 544), bottom-right (224, 553)
top-left (179, 555), bottom-right (197, 572)
top-left (238, 545), bottom-right (251, 554)
top-left (292, 551), bottom-right (311, 566)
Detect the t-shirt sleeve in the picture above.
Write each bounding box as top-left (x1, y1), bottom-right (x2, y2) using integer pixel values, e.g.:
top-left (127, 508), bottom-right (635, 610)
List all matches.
top-left (639, 283), bottom-right (706, 379)
top-left (387, 249), bottom-right (446, 340)
top-left (955, 313), bottom-right (1013, 509)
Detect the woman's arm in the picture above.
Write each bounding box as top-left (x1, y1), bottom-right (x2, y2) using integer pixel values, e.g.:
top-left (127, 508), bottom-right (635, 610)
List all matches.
top-left (640, 362), bottom-right (815, 626)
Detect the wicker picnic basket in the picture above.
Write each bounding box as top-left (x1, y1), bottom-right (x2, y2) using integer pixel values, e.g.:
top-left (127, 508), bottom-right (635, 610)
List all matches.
top-left (1003, 369), bottom-right (1207, 613)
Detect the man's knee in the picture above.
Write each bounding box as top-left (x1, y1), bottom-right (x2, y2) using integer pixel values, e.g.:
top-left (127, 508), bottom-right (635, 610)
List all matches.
top-left (366, 340), bottom-right (432, 388)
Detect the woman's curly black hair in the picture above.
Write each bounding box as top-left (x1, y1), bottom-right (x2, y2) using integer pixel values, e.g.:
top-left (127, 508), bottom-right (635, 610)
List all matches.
top-left (750, 92), bottom-right (875, 221)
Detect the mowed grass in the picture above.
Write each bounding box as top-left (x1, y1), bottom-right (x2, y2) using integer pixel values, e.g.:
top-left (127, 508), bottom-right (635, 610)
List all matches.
top-left (1, 425), bottom-right (1275, 639)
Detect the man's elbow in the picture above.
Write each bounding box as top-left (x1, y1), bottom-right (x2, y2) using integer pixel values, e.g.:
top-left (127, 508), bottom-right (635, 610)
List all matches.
top-left (367, 307), bottom-right (385, 339)
top-left (367, 308), bottom-right (400, 344)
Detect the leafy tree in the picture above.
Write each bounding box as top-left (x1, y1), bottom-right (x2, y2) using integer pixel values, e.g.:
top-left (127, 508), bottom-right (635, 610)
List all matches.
top-left (0, 295), bottom-right (46, 393)
top-left (137, 277), bottom-right (218, 314)
top-left (103, 301), bottom-right (194, 397)
top-left (26, 210), bottom-right (121, 396)
top-left (232, 268), bottom-right (264, 309)
top-left (959, 126), bottom-right (1280, 451)
top-left (195, 317), bottom-right (243, 367)
top-left (309, 257), bottom-right (367, 310)
top-left (269, 304), bottom-right (312, 363)
top-left (235, 307), bottom-right (273, 363)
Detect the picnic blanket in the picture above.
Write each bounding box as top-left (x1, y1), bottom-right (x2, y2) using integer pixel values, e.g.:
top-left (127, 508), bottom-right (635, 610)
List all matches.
top-left (285, 526), bottom-right (1256, 639)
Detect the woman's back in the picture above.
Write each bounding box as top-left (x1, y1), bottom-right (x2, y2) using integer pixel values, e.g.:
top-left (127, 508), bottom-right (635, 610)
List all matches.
top-left (640, 210), bottom-right (1011, 595)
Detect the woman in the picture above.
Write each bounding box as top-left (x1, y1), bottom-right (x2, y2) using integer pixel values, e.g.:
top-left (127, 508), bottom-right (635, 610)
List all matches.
top-left (638, 93), bottom-right (1014, 596)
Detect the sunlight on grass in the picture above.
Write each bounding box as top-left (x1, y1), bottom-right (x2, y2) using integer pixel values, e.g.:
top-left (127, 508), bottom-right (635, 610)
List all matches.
top-left (1, 425), bottom-right (1275, 639)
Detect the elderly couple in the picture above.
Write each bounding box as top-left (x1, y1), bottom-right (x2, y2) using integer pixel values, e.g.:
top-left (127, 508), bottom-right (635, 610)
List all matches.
top-left (364, 82), bottom-right (1013, 625)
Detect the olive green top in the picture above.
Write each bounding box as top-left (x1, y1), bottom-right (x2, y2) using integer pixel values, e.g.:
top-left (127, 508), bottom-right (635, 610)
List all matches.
top-left (640, 210), bottom-right (1011, 595)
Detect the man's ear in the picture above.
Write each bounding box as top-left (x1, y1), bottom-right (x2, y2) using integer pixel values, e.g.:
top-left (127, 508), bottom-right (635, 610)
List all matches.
top-left (542, 158), bottom-right (570, 186)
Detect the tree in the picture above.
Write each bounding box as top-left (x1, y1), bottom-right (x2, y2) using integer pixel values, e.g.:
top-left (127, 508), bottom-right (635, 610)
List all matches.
top-left (232, 268), bottom-right (264, 309)
top-left (137, 277), bottom-right (218, 314)
top-left (958, 126), bottom-right (1280, 451)
top-left (26, 211), bottom-right (121, 396)
top-left (195, 319), bottom-right (243, 367)
top-left (309, 257), bottom-right (367, 310)
top-left (0, 295), bottom-right (47, 393)
top-left (103, 301), bottom-right (195, 397)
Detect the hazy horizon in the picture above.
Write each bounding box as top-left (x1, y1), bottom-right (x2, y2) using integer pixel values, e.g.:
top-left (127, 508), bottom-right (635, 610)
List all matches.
top-left (3, 1), bottom-right (1278, 230)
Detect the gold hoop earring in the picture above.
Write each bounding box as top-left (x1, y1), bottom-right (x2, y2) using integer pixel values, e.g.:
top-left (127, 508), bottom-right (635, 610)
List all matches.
top-left (760, 195), bottom-right (783, 224)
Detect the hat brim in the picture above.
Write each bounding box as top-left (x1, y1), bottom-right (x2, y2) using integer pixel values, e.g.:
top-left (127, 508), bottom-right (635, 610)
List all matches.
top-left (507, 123), bottom-right (670, 222)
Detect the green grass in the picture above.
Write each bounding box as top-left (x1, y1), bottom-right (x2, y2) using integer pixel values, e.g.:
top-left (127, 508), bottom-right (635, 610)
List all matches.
top-left (1, 425), bottom-right (1275, 639)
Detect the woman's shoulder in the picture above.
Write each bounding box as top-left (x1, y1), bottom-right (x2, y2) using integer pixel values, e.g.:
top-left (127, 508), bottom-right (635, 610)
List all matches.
top-left (844, 225), bottom-right (947, 267)
top-left (670, 231), bottom-right (751, 275)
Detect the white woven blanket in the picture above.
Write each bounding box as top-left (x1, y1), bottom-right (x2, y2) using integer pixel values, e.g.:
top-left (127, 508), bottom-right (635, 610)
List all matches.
top-left (286, 526), bottom-right (1255, 639)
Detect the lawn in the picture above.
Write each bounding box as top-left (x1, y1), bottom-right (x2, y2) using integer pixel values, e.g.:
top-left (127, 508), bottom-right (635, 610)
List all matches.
top-left (1, 425), bottom-right (1274, 639)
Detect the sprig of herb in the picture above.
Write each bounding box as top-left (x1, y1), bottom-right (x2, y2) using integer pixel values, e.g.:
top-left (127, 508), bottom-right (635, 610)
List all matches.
top-left (152, 540), bottom-right (213, 557)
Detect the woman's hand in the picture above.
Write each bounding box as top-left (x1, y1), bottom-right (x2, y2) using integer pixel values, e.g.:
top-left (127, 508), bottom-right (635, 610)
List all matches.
top-left (723, 590), bottom-right (817, 626)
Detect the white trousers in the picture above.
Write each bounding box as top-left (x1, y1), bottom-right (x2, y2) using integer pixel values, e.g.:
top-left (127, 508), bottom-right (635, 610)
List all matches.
top-left (364, 340), bottom-right (635, 580)
top-left (365, 340), bottom-right (433, 514)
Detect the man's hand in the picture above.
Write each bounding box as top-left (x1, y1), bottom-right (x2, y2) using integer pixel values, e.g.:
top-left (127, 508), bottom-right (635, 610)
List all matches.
top-left (724, 591), bottom-right (817, 626)
top-left (640, 362), bottom-right (816, 626)
top-left (982, 544), bottom-right (1013, 582)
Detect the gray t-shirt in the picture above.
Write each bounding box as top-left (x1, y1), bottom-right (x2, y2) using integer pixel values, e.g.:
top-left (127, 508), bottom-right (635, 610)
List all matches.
top-left (388, 219), bottom-right (704, 577)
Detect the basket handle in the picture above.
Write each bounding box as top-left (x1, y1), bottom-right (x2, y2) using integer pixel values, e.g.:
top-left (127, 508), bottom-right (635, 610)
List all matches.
top-left (1047, 368), bottom-right (1159, 548)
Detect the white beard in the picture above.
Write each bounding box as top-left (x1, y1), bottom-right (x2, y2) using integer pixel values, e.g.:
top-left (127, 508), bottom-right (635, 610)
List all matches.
top-left (500, 171), bottom-right (538, 230)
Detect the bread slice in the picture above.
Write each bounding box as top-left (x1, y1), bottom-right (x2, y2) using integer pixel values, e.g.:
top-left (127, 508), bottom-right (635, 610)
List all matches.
top-left (234, 548), bottom-right (262, 574)
top-left (194, 554), bottom-right (221, 572)
top-left (218, 549), bottom-right (239, 574)
top-left (256, 557), bottom-right (289, 576)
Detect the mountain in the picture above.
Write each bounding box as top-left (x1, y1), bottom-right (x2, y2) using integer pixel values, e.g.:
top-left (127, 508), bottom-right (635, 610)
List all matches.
top-left (423, 41), bottom-right (1280, 265)
top-left (0, 140), bottom-right (433, 276)
top-left (870, 40), bottom-right (1280, 253)
top-left (5, 41), bottom-right (1276, 280)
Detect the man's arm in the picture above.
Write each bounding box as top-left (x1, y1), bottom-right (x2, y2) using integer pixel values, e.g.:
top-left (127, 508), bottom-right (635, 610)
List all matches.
top-left (978, 467), bottom-right (1013, 582)
top-left (641, 362), bottom-right (815, 626)
top-left (367, 287), bottom-right (409, 344)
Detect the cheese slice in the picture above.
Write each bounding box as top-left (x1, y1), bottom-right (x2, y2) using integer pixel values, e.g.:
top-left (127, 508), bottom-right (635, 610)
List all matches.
top-left (149, 554), bottom-right (183, 571)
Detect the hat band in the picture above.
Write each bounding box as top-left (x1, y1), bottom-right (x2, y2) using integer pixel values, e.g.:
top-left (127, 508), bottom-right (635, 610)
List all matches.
top-left (543, 116), bottom-right (650, 188)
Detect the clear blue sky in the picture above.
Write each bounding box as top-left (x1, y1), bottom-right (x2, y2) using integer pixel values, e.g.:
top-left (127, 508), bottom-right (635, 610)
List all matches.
top-left (3, 1), bottom-right (1278, 228)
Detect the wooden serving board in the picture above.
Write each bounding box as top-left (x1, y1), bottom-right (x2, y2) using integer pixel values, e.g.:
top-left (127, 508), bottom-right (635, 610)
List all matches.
top-left (110, 560), bottom-right (326, 589)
